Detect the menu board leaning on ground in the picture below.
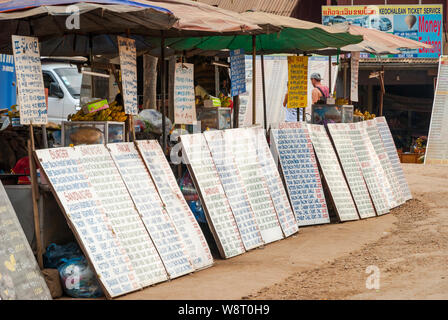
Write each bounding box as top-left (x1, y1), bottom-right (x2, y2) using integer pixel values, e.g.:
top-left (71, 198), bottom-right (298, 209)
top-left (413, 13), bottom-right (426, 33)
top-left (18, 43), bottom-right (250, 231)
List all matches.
top-left (365, 120), bottom-right (405, 206)
top-left (204, 130), bottom-right (264, 251)
top-left (0, 183), bottom-right (51, 300)
top-left (249, 128), bottom-right (299, 237)
top-left (271, 122), bottom-right (330, 226)
top-left (425, 56), bottom-right (448, 164)
top-left (375, 117), bottom-right (412, 200)
top-left (224, 128), bottom-right (284, 244)
top-left (118, 36), bottom-right (138, 115)
top-left (135, 140), bottom-right (213, 270)
top-left (174, 62), bottom-right (196, 125)
top-left (108, 143), bottom-right (194, 279)
top-left (11, 35), bottom-right (47, 125)
top-left (35, 147), bottom-right (142, 298)
top-left (327, 123), bottom-right (376, 219)
top-left (75, 145), bottom-right (168, 288)
top-left (348, 123), bottom-right (390, 215)
top-left (180, 133), bottom-right (245, 259)
top-left (307, 124), bottom-right (359, 222)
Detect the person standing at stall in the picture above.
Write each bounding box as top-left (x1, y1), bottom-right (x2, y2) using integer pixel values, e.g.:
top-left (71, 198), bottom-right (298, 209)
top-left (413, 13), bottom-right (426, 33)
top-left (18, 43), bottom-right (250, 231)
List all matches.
top-left (310, 73), bottom-right (330, 104)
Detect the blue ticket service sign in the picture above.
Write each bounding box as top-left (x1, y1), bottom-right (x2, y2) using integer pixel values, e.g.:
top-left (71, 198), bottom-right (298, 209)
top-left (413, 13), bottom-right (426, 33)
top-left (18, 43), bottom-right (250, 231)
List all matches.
top-left (230, 49), bottom-right (246, 96)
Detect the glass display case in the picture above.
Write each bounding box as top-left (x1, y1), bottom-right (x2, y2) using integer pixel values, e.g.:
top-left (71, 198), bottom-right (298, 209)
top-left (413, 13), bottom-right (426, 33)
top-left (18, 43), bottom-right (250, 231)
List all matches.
top-left (196, 107), bottom-right (232, 131)
top-left (311, 104), bottom-right (354, 125)
top-left (61, 121), bottom-right (125, 146)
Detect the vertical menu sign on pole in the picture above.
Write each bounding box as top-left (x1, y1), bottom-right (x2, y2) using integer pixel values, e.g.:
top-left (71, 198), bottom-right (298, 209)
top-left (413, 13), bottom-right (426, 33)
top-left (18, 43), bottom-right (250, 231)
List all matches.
top-left (108, 143), bottom-right (194, 279)
top-left (425, 56), bottom-right (448, 164)
top-left (117, 36), bottom-right (138, 115)
top-left (287, 56), bottom-right (308, 109)
top-left (174, 63), bottom-right (196, 124)
top-left (135, 140), bottom-right (213, 270)
top-left (180, 134), bottom-right (245, 259)
top-left (230, 49), bottom-right (246, 97)
top-left (11, 36), bottom-right (47, 125)
top-left (307, 124), bottom-right (359, 222)
top-left (350, 52), bottom-right (360, 102)
top-left (327, 123), bottom-right (376, 219)
top-left (0, 183), bottom-right (51, 300)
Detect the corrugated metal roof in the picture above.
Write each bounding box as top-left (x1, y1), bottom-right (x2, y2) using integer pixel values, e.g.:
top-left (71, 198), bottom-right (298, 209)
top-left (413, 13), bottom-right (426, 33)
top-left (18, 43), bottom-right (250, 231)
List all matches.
top-left (360, 58), bottom-right (439, 64)
top-left (196, 0), bottom-right (298, 16)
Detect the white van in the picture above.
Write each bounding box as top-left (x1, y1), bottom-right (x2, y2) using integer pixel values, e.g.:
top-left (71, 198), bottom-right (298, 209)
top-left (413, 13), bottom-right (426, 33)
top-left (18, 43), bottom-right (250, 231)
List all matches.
top-left (41, 62), bottom-right (82, 123)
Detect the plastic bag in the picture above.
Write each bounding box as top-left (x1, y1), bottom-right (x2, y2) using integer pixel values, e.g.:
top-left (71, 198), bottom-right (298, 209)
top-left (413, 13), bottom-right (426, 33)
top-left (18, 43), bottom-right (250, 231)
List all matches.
top-left (178, 170), bottom-right (198, 198)
top-left (135, 109), bottom-right (172, 137)
top-left (44, 242), bottom-right (83, 269)
top-left (188, 200), bottom-right (207, 224)
top-left (58, 257), bottom-right (104, 298)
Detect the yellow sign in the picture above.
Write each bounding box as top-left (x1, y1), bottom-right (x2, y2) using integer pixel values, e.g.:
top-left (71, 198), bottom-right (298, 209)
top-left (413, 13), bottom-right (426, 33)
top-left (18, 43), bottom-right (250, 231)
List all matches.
top-left (287, 56), bottom-right (308, 108)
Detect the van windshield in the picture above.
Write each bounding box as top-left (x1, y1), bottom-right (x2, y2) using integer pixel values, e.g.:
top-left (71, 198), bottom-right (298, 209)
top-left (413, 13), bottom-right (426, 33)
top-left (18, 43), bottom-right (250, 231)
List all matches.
top-left (54, 67), bottom-right (82, 99)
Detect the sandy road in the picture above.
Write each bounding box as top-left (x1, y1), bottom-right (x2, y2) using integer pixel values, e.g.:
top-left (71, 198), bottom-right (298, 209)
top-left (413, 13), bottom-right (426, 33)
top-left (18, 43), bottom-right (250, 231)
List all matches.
top-left (120, 164), bottom-right (447, 300)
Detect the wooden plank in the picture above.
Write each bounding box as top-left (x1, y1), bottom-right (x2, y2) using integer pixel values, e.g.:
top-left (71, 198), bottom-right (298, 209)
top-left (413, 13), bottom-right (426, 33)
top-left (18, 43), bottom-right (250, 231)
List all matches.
top-left (327, 123), bottom-right (376, 219)
top-left (135, 140), bottom-right (213, 270)
top-left (203, 130), bottom-right (264, 251)
top-left (307, 124), bottom-right (359, 222)
top-left (107, 142), bottom-right (194, 279)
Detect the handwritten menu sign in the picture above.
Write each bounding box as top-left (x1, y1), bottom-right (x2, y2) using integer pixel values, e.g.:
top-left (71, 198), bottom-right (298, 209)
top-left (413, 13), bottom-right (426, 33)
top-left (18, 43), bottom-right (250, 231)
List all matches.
top-left (118, 36), bottom-right (138, 115)
top-left (365, 120), bottom-right (405, 206)
top-left (271, 123), bottom-right (329, 226)
top-left (249, 128), bottom-right (299, 237)
top-left (108, 143), bottom-right (194, 279)
top-left (174, 63), bottom-right (196, 125)
top-left (135, 140), bottom-right (213, 270)
top-left (180, 134), bottom-right (245, 259)
top-left (350, 52), bottom-right (360, 102)
top-left (375, 117), bottom-right (412, 201)
top-left (230, 49), bottom-right (246, 96)
top-left (203, 130), bottom-right (263, 250)
top-left (35, 147), bottom-right (142, 298)
top-left (224, 129), bottom-right (284, 244)
top-left (327, 123), bottom-right (376, 219)
top-left (348, 123), bottom-right (390, 215)
top-left (425, 56), bottom-right (448, 164)
top-left (11, 35), bottom-right (47, 125)
top-left (0, 183), bottom-right (51, 300)
top-left (307, 124), bottom-right (359, 222)
top-left (287, 56), bottom-right (308, 109)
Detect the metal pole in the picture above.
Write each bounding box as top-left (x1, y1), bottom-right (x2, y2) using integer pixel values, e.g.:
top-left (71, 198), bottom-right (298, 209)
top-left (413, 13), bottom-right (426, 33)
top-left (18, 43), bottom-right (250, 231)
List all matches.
top-left (233, 95), bottom-right (239, 128)
top-left (161, 33), bottom-right (167, 154)
top-left (261, 54), bottom-right (267, 130)
top-left (328, 55), bottom-right (332, 97)
top-left (252, 35), bottom-right (256, 125)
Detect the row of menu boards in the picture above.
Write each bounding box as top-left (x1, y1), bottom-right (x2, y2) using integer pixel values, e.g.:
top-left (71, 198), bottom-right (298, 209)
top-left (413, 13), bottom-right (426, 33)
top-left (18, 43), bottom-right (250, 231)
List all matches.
top-left (272, 118), bottom-right (411, 225)
top-left (35, 141), bottom-right (214, 299)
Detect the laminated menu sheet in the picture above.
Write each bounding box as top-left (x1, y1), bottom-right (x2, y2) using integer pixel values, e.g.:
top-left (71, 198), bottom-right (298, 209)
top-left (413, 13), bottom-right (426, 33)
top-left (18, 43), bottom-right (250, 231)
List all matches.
top-left (35, 147), bottom-right (143, 298)
top-left (135, 140), bottom-right (213, 270)
top-left (365, 120), bottom-right (405, 206)
top-left (224, 129), bottom-right (284, 244)
top-left (327, 123), bottom-right (376, 219)
top-left (307, 124), bottom-right (359, 222)
top-left (180, 133), bottom-right (245, 259)
top-left (375, 117), bottom-right (412, 201)
top-left (203, 130), bottom-right (264, 251)
top-left (248, 128), bottom-right (299, 237)
top-left (0, 183), bottom-right (51, 300)
top-left (271, 123), bottom-right (330, 226)
top-left (108, 143), bottom-right (194, 278)
top-left (348, 123), bottom-right (390, 215)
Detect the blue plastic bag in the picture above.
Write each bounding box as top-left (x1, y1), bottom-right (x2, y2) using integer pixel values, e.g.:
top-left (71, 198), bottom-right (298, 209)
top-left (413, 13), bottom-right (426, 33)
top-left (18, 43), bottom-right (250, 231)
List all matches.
top-left (44, 242), bottom-right (83, 269)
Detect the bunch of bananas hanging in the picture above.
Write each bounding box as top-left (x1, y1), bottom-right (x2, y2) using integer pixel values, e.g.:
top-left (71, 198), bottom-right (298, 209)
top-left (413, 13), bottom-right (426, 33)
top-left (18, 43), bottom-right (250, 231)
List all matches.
top-left (354, 109), bottom-right (376, 120)
top-left (68, 101), bottom-right (128, 122)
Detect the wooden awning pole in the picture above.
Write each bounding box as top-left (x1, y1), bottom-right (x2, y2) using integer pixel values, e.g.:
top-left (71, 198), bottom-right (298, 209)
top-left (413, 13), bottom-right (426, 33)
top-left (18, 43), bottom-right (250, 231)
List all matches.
top-left (252, 35), bottom-right (256, 125)
top-left (161, 33), bottom-right (167, 154)
top-left (261, 54), bottom-right (267, 130)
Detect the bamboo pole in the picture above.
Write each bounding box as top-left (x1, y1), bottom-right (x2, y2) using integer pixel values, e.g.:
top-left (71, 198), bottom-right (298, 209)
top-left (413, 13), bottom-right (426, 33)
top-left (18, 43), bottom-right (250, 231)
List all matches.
top-left (252, 35), bottom-right (256, 125)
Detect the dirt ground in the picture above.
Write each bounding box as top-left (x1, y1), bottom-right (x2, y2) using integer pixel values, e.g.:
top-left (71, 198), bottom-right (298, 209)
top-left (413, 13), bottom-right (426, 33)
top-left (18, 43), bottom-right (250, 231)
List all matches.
top-left (119, 164), bottom-right (447, 300)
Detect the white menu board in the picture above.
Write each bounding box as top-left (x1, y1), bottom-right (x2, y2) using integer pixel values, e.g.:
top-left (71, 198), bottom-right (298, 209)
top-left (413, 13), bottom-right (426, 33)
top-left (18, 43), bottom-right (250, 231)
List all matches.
top-left (348, 123), bottom-right (390, 215)
top-left (327, 123), bottom-right (376, 219)
top-left (224, 129), bottom-right (284, 244)
top-left (425, 56), bottom-right (448, 164)
top-left (75, 145), bottom-right (168, 288)
top-left (271, 123), bottom-right (329, 226)
top-left (11, 35), bottom-right (47, 125)
top-left (375, 117), bottom-right (412, 200)
top-left (117, 36), bottom-right (138, 115)
top-left (350, 52), bottom-right (360, 102)
top-left (174, 62), bottom-right (196, 125)
top-left (135, 140), bottom-right (213, 270)
top-left (365, 120), bottom-right (405, 206)
top-left (35, 147), bottom-right (141, 298)
top-left (203, 131), bottom-right (264, 250)
top-left (108, 143), bottom-right (194, 279)
top-left (180, 134), bottom-right (245, 259)
top-left (307, 124), bottom-right (359, 222)
top-left (249, 128), bottom-right (299, 237)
